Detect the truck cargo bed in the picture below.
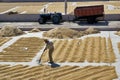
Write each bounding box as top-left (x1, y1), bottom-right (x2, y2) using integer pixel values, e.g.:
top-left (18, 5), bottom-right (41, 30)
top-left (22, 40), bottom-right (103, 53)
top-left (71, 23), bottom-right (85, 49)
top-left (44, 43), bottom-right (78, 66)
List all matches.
top-left (74, 5), bottom-right (104, 18)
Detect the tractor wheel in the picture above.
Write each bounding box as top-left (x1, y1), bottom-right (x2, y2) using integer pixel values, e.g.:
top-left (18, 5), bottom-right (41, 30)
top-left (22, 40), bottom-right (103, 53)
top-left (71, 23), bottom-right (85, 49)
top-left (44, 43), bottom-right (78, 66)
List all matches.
top-left (38, 18), bottom-right (46, 24)
top-left (52, 15), bottom-right (60, 24)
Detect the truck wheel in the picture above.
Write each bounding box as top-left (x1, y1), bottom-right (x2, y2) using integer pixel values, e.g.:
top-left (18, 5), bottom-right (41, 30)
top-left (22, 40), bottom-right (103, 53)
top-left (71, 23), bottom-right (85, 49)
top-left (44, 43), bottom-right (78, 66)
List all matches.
top-left (87, 17), bottom-right (95, 24)
top-left (52, 15), bottom-right (60, 24)
top-left (38, 18), bottom-right (46, 24)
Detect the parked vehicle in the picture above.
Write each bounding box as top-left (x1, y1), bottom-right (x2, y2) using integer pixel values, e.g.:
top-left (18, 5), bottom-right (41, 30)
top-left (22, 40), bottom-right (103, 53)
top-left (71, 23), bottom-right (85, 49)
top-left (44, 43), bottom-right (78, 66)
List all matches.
top-left (38, 13), bottom-right (62, 24)
top-left (38, 5), bottom-right (104, 24)
top-left (74, 5), bottom-right (104, 24)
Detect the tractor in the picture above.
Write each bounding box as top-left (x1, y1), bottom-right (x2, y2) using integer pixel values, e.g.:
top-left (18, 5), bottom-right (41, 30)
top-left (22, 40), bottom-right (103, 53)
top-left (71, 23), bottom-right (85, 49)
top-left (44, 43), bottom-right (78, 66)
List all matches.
top-left (38, 12), bottom-right (62, 24)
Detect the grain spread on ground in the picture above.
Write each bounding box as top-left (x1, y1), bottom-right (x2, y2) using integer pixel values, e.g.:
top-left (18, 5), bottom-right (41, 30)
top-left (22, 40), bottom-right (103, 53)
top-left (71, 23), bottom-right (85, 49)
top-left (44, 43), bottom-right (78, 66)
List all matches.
top-left (0, 65), bottom-right (117, 80)
top-left (41, 37), bottom-right (116, 63)
top-left (43, 27), bottom-right (81, 39)
top-left (0, 37), bottom-right (11, 46)
top-left (0, 25), bottom-right (24, 37)
top-left (28, 28), bottom-right (41, 33)
top-left (1, 1), bottom-right (119, 14)
top-left (43, 27), bottom-right (99, 39)
top-left (0, 37), bottom-right (45, 62)
top-left (83, 27), bottom-right (100, 35)
top-left (118, 42), bottom-right (120, 53)
top-left (115, 31), bottom-right (120, 36)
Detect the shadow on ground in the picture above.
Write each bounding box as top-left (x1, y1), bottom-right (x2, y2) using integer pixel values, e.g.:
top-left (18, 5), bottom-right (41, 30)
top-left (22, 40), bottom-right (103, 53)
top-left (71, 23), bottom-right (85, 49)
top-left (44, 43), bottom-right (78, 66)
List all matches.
top-left (50, 62), bottom-right (60, 68)
top-left (76, 21), bottom-right (108, 26)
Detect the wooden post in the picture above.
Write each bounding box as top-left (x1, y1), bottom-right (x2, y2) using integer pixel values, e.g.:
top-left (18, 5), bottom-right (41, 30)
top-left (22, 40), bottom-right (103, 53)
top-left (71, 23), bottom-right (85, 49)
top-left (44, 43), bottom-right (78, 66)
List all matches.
top-left (64, 0), bottom-right (67, 15)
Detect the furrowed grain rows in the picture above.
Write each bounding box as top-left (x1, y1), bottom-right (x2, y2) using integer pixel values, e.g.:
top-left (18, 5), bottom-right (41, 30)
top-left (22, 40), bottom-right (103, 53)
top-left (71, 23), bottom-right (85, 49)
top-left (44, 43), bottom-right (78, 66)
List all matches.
top-left (0, 37), bottom-right (45, 62)
top-left (0, 37), bottom-right (11, 46)
top-left (0, 65), bottom-right (117, 80)
top-left (41, 37), bottom-right (116, 63)
top-left (107, 38), bottom-right (116, 63)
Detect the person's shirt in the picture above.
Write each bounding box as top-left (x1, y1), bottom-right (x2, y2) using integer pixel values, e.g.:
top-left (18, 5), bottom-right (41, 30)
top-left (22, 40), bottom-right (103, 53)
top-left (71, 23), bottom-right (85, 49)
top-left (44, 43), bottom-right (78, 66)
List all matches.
top-left (46, 41), bottom-right (53, 49)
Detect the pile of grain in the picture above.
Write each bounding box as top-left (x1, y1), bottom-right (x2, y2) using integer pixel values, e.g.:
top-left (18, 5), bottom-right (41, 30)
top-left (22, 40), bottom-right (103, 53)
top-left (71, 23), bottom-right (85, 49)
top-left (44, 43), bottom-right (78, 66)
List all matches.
top-left (83, 27), bottom-right (100, 35)
top-left (43, 27), bottom-right (81, 39)
top-left (115, 31), bottom-right (120, 36)
top-left (0, 25), bottom-right (24, 37)
top-left (29, 28), bottom-right (40, 33)
top-left (43, 27), bottom-right (99, 39)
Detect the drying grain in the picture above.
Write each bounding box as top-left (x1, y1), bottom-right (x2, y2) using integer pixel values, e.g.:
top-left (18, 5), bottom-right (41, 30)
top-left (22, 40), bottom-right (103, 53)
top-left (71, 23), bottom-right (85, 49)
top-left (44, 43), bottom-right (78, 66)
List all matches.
top-left (84, 27), bottom-right (100, 35)
top-left (41, 37), bottom-right (116, 63)
top-left (115, 31), bottom-right (120, 36)
top-left (0, 37), bottom-right (45, 62)
top-left (0, 25), bottom-right (24, 37)
top-left (0, 37), bottom-right (11, 46)
top-left (43, 27), bottom-right (81, 39)
top-left (43, 27), bottom-right (99, 39)
top-left (28, 28), bottom-right (41, 33)
top-left (0, 65), bottom-right (117, 80)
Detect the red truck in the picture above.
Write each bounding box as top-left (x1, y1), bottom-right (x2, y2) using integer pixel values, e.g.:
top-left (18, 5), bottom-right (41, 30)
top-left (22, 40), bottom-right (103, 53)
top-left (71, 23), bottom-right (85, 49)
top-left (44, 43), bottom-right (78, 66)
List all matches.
top-left (74, 5), bottom-right (104, 24)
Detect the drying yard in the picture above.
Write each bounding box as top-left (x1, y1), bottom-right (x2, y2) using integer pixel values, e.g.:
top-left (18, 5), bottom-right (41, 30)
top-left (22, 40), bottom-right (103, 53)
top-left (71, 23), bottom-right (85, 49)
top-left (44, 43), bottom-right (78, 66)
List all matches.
top-left (0, 2), bottom-right (47, 14)
top-left (0, 65), bottom-right (117, 80)
top-left (0, 1), bottom-right (119, 14)
top-left (0, 28), bottom-right (120, 80)
top-left (0, 1), bottom-right (120, 80)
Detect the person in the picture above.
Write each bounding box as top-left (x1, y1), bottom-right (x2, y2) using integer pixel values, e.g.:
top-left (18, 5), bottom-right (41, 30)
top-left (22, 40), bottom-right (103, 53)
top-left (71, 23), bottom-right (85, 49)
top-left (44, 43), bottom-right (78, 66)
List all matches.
top-left (43, 7), bottom-right (46, 13)
top-left (43, 39), bottom-right (54, 63)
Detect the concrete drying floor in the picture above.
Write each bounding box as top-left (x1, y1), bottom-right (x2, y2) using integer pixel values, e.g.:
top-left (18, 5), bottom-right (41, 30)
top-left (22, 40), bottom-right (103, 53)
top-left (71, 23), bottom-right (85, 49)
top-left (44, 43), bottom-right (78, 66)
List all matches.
top-left (0, 31), bottom-right (120, 80)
